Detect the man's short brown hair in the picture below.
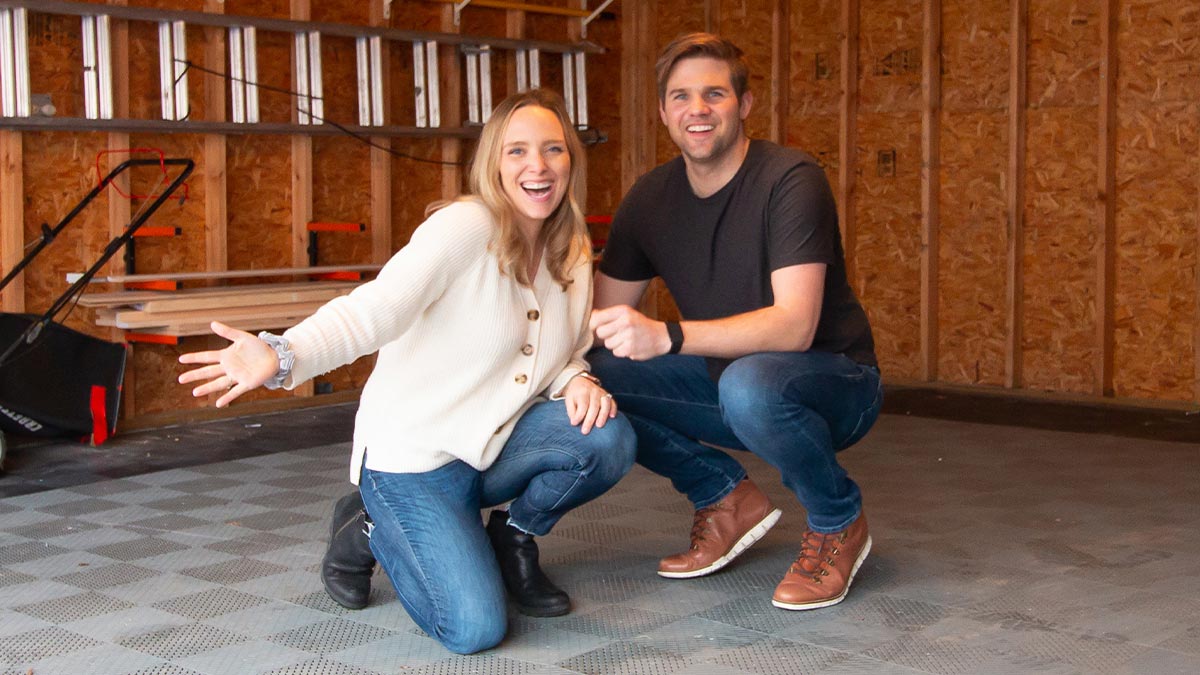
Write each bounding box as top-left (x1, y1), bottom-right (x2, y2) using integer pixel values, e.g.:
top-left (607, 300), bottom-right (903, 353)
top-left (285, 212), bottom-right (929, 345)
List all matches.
top-left (655, 33), bottom-right (750, 102)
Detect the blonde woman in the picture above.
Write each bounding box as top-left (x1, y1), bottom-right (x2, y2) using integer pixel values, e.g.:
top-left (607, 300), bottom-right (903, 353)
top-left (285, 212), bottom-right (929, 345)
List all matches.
top-left (178, 89), bottom-right (636, 654)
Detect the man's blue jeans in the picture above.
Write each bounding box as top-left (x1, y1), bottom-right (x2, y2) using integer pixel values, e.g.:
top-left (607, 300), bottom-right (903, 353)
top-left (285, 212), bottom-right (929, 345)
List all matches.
top-left (358, 400), bottom-right (635, 654)
top-left (589, 348), bottom-right (882, 534)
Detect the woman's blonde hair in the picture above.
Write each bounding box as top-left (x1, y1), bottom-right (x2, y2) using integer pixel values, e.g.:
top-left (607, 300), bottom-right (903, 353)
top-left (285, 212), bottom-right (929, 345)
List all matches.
top-left (429, 88), bottom-right (588, 288)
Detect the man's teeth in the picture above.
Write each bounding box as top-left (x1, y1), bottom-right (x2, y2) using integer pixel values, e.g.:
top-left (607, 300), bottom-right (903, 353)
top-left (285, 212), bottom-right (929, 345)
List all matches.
top-left (687, 124), bottom-right (715, 132)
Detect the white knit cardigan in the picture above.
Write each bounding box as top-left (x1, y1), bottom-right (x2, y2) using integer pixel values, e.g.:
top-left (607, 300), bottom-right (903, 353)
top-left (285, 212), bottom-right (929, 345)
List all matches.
top-left (280, 200), bottom-right (592, 482)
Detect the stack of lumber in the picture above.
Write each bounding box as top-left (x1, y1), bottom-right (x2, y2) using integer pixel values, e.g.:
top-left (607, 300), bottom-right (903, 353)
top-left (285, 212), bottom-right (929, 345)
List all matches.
top-left (78, 281), bottom-right (360, 336)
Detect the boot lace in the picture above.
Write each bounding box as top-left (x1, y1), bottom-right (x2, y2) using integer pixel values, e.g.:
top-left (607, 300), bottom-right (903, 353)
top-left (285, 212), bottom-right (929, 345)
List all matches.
top-left (687, 502), bottom-right (727, 550)
top-left (789, 528), bottom-right (847, 584)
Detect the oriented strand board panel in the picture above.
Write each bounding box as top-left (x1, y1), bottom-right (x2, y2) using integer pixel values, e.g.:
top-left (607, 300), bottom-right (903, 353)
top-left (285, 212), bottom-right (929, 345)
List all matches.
top-left (125, 133), bottom-right (208, 276)
top-left (858, 0), bottom-right (924, 114)
top-left (937, 111), bottom-right (1009, 386)
top-left (1022, 109), bottom-right (1098, 394)
top-left (391, 139), bottom-right (445, 253)
top-left (1027, 0), bottom-right (1100, 108)
top-left (27, 13), bottom-right (84, 119)
top-left (942, 0), bottom-right (1010, 111)
top-left (713, 0), bottom-right (776, 142)
top-left (785, 115), bottom-right (839, 179)
top-left (790, 0), bottom-right (843, 120)
top-left (1021, 0), bottom-right (1101, 394)
top-left (21, 132), bottom-right (111, 336)
top-left (855, 0), bottom-right (925, 378)
top-left (855, 112), bottom-right (923, 378)
top-left (936, 1), bottom-right (1009, 386)
top-left (226, 135), bottom-right (292, 274)
top-left (1113, 101), bottom-right (1198, 401)
top-left (1111, 2), bottom-right (1199, 401)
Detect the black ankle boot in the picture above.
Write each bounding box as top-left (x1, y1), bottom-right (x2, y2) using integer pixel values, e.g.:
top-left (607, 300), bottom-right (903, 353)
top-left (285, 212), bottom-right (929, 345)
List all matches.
top-left (321, 491), bottom-right (376, 609)
top-left (485, 510), bottom-right (570, 617)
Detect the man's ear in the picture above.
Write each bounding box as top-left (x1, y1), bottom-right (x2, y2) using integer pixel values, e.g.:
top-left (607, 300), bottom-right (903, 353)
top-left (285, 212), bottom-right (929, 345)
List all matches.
top-left (739, 90), bottom-right (754, 120)
top-left (659, 100), bottom-right (668, 127)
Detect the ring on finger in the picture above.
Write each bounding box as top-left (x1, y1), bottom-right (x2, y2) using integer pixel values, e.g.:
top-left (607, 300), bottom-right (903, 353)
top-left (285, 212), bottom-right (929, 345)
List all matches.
top-left (601, 393), bottom-right (613, 400)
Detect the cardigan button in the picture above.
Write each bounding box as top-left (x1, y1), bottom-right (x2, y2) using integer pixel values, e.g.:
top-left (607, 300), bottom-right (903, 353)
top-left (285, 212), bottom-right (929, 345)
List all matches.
top-left (521, 344), bottom-right (534, 356)
top-left (514, 373), bottom-right (528, 384)
top-left (527, 309), bottom-right (540, 320)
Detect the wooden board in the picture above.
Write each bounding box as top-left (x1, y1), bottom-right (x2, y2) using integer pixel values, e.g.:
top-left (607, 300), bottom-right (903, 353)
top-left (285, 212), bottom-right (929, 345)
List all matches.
top-left (96, 300), bottom-right (327, 329)
top-left (76, 281), bottom-right (359, 308)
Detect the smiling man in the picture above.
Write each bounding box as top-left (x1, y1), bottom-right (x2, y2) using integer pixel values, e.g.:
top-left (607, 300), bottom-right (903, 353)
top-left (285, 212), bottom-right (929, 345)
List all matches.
top-left (588, 33), bottom-right (882, 611)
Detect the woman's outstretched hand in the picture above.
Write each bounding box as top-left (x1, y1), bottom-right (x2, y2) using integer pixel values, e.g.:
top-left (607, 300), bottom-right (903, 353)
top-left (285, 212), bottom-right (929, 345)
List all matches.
top-left (178, 321), bottom-right (279, 408)
top-left (563, 374), bottom-right (617, 435)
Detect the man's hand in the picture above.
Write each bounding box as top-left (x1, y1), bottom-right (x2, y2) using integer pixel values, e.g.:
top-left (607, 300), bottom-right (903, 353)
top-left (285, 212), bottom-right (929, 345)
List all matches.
top-left (589, 305), bottom-right (672, 361)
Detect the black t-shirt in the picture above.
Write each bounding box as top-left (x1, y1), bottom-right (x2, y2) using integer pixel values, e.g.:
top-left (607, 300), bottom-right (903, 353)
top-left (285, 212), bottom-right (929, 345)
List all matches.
top-left (600, 139), bottom-right (877, 376)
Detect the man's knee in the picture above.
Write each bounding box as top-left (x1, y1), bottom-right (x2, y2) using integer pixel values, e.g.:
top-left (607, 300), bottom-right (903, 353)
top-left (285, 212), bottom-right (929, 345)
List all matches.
top-left (717, 355), bottom-right (777, 423)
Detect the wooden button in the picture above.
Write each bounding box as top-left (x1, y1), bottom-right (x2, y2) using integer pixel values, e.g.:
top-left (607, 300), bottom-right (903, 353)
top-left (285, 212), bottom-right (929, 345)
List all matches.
top-left (527, 309), bottom-right (540, 320)
top-left (514, 374), bottom-right (528, 384)
top-left (521, 344), bottom-right (534, 356)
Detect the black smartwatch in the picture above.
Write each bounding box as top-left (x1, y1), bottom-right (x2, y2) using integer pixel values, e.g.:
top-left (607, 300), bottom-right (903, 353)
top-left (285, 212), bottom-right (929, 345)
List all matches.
top-left (665, 321), bottom-right (684, 354)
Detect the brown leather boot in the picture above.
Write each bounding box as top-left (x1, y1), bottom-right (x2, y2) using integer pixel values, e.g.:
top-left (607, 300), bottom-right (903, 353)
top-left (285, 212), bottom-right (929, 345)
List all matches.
top-left (658, 478), bottom-right (782, 579)
top-left (772, 511), bottom-right (871, 610)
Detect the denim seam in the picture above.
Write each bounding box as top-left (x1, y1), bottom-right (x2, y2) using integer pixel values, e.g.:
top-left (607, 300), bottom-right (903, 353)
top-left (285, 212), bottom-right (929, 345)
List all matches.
top-left (365, 469), bottom-right (449, 635)
top-left (649, 423), bottom-right (746, 509)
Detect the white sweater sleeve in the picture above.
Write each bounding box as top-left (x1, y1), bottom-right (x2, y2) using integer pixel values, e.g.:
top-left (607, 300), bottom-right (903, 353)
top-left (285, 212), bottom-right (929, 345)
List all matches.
top-left (281, 201), bottom-right (494, 387)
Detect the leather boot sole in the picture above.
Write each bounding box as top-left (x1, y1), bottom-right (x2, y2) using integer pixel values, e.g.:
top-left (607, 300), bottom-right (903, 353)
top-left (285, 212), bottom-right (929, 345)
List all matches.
top-left (658, 507), bottom-right (782, 579)
top-left (771, 535), bottom-right (872, 611)
top-left (513, 598), bottom-right (571, 618)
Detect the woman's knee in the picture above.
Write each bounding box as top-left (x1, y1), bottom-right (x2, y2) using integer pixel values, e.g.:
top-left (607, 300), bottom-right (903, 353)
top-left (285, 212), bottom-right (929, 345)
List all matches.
top-left (581, 414), bottom-right (637, 484)
top-left (436, 614), bottom-right (506, 654)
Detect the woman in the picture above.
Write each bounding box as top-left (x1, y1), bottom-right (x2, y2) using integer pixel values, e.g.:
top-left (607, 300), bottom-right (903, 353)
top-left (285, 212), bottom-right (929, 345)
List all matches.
top-left (178, 89), bottom-right (636, 654)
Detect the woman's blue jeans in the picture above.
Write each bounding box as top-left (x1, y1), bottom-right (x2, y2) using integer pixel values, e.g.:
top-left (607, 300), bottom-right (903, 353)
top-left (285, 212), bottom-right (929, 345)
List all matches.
top-left (589, 348), bottom-right (882, 534)
top-left (358, 400), bottom-right (635, 654)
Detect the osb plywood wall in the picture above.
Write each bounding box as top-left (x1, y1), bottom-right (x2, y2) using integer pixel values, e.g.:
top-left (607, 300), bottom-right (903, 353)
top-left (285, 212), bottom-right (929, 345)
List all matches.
top-left (629, 0), bottom-right (1200, 405)
top-left (0, 0), bottom-right (620, 424)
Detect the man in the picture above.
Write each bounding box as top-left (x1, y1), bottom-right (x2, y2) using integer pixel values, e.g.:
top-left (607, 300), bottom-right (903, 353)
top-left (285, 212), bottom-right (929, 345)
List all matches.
top-left (589, 33), bottom-right (882, 610)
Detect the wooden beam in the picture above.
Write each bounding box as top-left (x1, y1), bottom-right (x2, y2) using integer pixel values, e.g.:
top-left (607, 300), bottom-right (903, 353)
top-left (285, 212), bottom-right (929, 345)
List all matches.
top-left (920, 0), bottom-right (942, 382)
top-left (107, 0), bottom-right (133, 418)
top-left (204, 0), bottom-right (227, 281)
top-left (839, 0), bottom-right (860, 288)
top-left (0, 131), bottom-right (22, 314)
top-left (769, 0), bottom-right (789, 146)
top-left (1005, 0), bottom-right (1027, 388)
top-left (440, 7), bottom-right (463, 199)
top-left (1096, 0), bottom-right (1117, 397)
top-left (705, 0), bottom-right (720, 34)
top-left (370, 0), bottom-right (392, 264)
top-left (620, 0), bottom-right (656, 195)
top-left (290, 0), bottom-right (314, 399)
top-left (506, 9), bottom-right (526, 94)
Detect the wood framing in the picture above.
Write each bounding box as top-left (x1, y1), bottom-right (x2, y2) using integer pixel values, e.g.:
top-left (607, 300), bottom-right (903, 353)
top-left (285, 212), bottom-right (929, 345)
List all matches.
top-left (204, 0), bottom-right (228, 278)
top-left (1006, 0), bottom-right (1027, 388)
top-left (769, 0), bottom-right (789, 146)
top-left (838, 0), bottom-right (859, 287)
top-left (1096, 0), bottom-right (1117, 397)
top-left (0, 131), bottom-right (22, 314)
top-left (620, 0), bottom-right (656, 194)
top-left (920, 0), bottom-right (942, 382)
top-left (290, 0), bottom-right (314, 399)
top-left (107, 0), bottom-right (133, 416)
top-left (440, 7), bottom-right (463, 200)
top-left (370, 0), bottom-right (393, 265)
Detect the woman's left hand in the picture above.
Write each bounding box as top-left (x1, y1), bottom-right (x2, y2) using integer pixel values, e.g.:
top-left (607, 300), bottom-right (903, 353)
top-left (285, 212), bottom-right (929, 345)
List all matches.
top-left (563, 375), bottom-right (617, 435)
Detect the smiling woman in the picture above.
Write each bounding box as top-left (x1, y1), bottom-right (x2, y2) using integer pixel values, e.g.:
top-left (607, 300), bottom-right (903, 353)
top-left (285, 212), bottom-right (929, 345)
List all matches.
top-left (175, 89), bottom-right (635, 654)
